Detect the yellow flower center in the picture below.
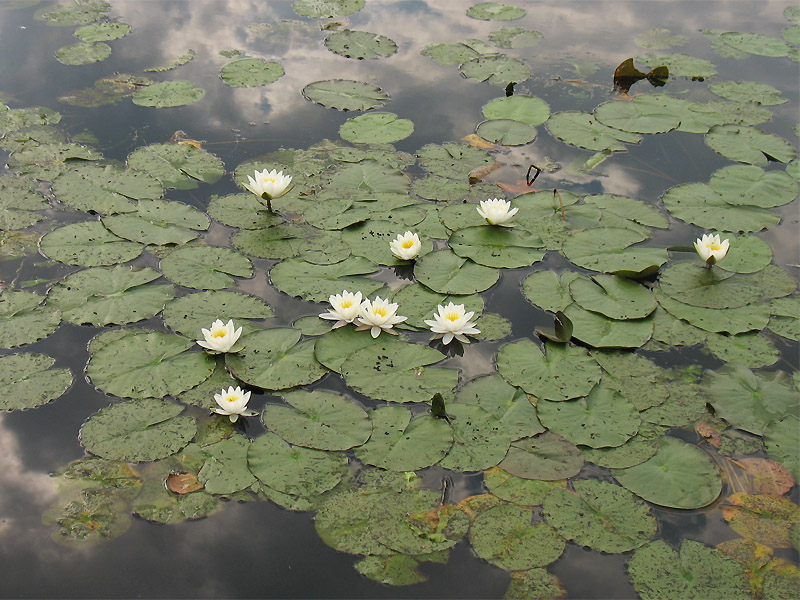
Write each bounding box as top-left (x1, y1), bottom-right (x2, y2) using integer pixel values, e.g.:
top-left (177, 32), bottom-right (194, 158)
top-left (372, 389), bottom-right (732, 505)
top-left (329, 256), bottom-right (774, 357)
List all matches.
top-left (445, 312), bottom-right (460, 322)
top-left (262, 177), bottom-right (276, 184)
top-left (212, 330), bottom-right (227, 338)
top-left (341, 300), bottom-right (353, 308)
top-left (402, 239), bottom-right (414, 249)
top-left (373, 307), bottom-right (387, 317)
top-left (709, 243), bottom-right (722, 251)
top-left (226, 394), bottom-right (240, 403)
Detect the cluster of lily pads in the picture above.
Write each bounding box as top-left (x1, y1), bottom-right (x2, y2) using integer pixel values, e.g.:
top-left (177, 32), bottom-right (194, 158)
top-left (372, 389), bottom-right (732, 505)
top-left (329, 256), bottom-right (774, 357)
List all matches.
top-left (1, 0), bottom-right (799, 598)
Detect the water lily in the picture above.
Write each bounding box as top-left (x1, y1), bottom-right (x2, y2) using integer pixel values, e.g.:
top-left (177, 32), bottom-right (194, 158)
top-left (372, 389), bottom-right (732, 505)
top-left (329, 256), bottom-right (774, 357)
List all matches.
top-left (242, 168), bottom-right (293, 212)
top-left (694, 233), bottom-right (730, 266)
top-left (389, 231), bottom-right (422, 260)
top-left (424, 302), bottom-right (480, 345)
top-left (197, 319), bottom-right (242, 353)
top-left (356, 296), bottom-right (407, 338)
top-left (319, 290), bottom-right (362, 329)
top-left (477, 198), bottom-right (518, 226)
top-left (213, 386), bottom-right (257, 423)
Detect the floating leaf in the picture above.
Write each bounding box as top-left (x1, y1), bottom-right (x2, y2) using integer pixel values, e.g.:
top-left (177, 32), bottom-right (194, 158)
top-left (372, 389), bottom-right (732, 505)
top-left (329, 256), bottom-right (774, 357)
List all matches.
top-left (162, 290), bottom-right (272, 338)
top-left (414, 249), bottom-right (499, 294)
top-left (47, 266), bottom-right (174, 326)
top-left (438, 404), bottom-right (511, 472)
top-left (709, 81), bottom-right (787, 105)
top-left (723, 493), bottom-right (799, 549)
top-left (303, 79), bottom-right (388, 111)
top-left (459, 55), bottom-right (531, 87)
top-left (34, 1), bottom-right (110, 26)
top-left (52, 163), bottom-right (162, 214)
top-left (505, 568), bottom-right (566, 600)
top-left (0, 353), bottom-right (72, 411)
top-left (55, 41), bottom-right (111, 65)
top-left (292, 0), bottom-right (364, 18)
top-left (269, 257), bottom-right (381, 303)
top-left (709, 164), bottom-right (798, 209)
top-left (522, 270), bottom-right (579, 313)
top-left (87, 330), bottom-right (214, 398)
top-left (637, 52), bottom-right (717, 77)
top-left (74, 22), bottom-right (132, 41)
top-left (542, 479), bottom-right (657, 553)
top-left (569, 274), bottom-right (656, 320)
top-left (705, 125), bottom-right (797, 166)
top-left (469, 504), bottom-right (564, 571)
top-left (0, 291), bottom-right (61, 348)
top-left (662, 183), bottom-right (781, 232)
top-left (145, 49), bottom-right (195, 72)
top-left (466, 2), bottom-right (526, 21)
top-left (613, 436), bottom-right (722, 509)
top-left (127, 143), bottom-right (224, 189)
top-left (489, 27), bottom-right (543, 49)
top-left (719, 32), bottom-right (792, 57)
top-left (594, 96), bottom-right (682, 134)
top-left (482, 95), bottom-right (549, 127)
top-left (160, 246), bottom-right (253, 290)
top-left (546, 111), bottom-right (641, 152)
top-left (448, 225), bottom-right (545, 269)
top-left (583, 193), bottom-right (668, 229)
top-left (132, 80), bottom-right (205, 107)
top-left (39, 221), bottom-right (142, 266)
top-left (421, 39), bottom-right (493, 66)
top-left (220, 58), bottom-right (284, 87)
top-left (389, 283), bottom-right (483, 331)
top-left (102, 199), bottom-right (209, 246)
top-left (705, 331), bottom-right (779, 369)
top-left (499, 432), bottom-right (584, 481)
top-left (196, 435), bottom-right (257, 494)
top-left (563, 303), bottom-right (653, 348)
top-left (324, 29), bottom-right (397, 59)
top-left (264, 390), bottom-right (371, 451)
top-left (354, 555), bottom-right (426, 586)
top-left (475, 119), bottom-right (537, 146)
top-left (80, 398), bottom-right (196, 462)
top-left (483, 467), bottom-right (564, 506)
top-left (339, 112), bottom-right (413, 144)
top-left (634, 28), bottom-right (688, 49)
top-left (628, 539), bottom-right (751, 600)
top-left (132, 459), bottom-right (222, 524)
top-left (562, 227), bottom-right (667, 275)
top-left (655, 289), bottom-right (768, 335)
top-left (497, 339), bottom-right (601, 401)
top-left (226, 328), bottom-right (326, 390)
top-left (764, 415), bottom-right (800, 480)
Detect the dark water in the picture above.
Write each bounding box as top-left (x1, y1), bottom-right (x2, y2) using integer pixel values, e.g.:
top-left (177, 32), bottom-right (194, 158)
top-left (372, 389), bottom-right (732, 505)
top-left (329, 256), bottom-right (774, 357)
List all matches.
top-left (0, 1), bottom-right (797, 598)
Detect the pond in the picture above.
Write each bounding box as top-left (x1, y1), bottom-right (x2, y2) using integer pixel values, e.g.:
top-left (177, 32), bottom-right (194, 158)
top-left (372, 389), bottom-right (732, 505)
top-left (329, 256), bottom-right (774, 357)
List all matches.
top-left (0, 0), bottom-right (798, 598)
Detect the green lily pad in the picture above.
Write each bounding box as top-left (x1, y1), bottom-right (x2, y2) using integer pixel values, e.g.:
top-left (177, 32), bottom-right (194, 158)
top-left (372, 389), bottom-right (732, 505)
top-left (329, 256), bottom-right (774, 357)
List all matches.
top-left (705, 331), bottom-right (779, 368)
top-left (475, 119), bottom-right (537, 146)
top-left (313, 326), bottom-right (386, 373)
top-left (354, 555), bottom-right (426, 586)
top-left (0, 353), bottom-right (73, 411)
top-left (563, 303), bottom-right (653, 348)
top-left (483, 467), bottom-right (565, 506)
top-left (634, 28), bottom-right (688, 49)
top-left (537, 385), bottom-right (640, 448)
top-left (497, 339), bottom-right (601, 401)
top-left (592, 349), bottom-right (670, 411)
top-left (459, 55), bottom-right (531, 87)
top-left (637, 52), bottom-right (717, 77)
top-left (448, 225), bottom-right (545, 269)
top-left (102, 200), bottom-right (208, 246)
top-left (562, 227), bottom-right (667, 275)
top-left (655, 289), bottom-right (769, 334)
top-left (469, 504), bottom-right (565, 571)
top-left (162, 290), bottom-right (272, 338)
top-left (340, 219), bottom-right (430, 266)
top-left (0, 291), bottom-right (61, 348)
top-left (583, 194), bottom-right (668, 228)
top-left (80, 398), bottom-right (196, 461)
top-left (499, 432), bottom-right (584, 480)
top-left (709, 164), bottom-right (798, 209)
top-left (546, 111), bottom-right (642, 152)
top-left (482, 95), bottom-right (550, 127)
top-left (505, 568), bottom-right (566, 600)
top-left (303, 79), bottom-right (388, 111)
top-left (701, 364), bottom-right (798, 436)
top-left (417, 142), bottom-right (493, 180)
top-left (421, 39), bottom-right (493, 66)
top-left (354, 406), bottom-right (453, 471)
top-left (594, 96), bottom-right (682, 134)
top-left (658, 262), bottom-right (764, 309)
top-left (388, 283), bottom-right (483, 331)
top-left (35, 1), bottom-right (110, 26)
top-left (489, 27), bottom-right (543, 49)
top-left (226, 328), bottom-right (326, 390)
top-left (160, 246), bottom-right (253, 290)
top-left (764, 415), bottom-right (800, 480)
top-left (208, 193), bottom-right (283, 229)
top-left (455, 374), bottom-right (543, 441)
top-left (47, 266), bottom-right (174, 326)
top-left (613, 436), bottom-right (722, 509)
top-left (466, 2), bottom-right (526, 21)
top-left (339, 112), bottom-right (413, 144)
top-left (324, 29), bottom-right (397, 59)
top-left (723, 493), bottom-right (799, 548)
top-left (39, 221), bottom-right (143, 266)
top-left (55, 41), bottom-right (111, 65)
top-left (713, 233), bottom-right (774, 274)
top-left (581, 435), bottom-right (660, 469)
top-left (569, 274), bottom-right (656, 320)
top-left (522, 270), bottom-right (579, 313)
top-left (705, 125), bottom-right (797, 166)
top-left (342, 340), bottom-right (459, 404)
top-left (248, 431), bottom-right (348, 497)
top-left (270, 257), bottom-right (381, 303)
top-left (438, 404), bottom-right (511, 472)
top-left (292, 0), bottom-right (364, 18)
top-left (542, 479), bottom-right (657, 553)
top-left (709, 81), bottom-right (787, 105)
top-left (52, 163), bottom-right (162, 214)
top-left (719, 32), bottom-right (792, 57)
top-left (196, 435), bottom-right (257, 494)
top-left (220, 58), bottom-right (284, 87)
top-left (132, 80), bottom-right (205, 107)
top-left (768, 296), bottom-right (800, 341)
top-left (145, 49), bottom-right (196, 72)
top-left (74, 21), bottom-right (131, 41)
top-left (264, 390), bottom-right (371, 451)
top-left (127, 143), bottom-right (224, 189)
top-left (414, 249), bottom-right (499, 294)
top-left (87, 330), bottom-right (214, 398)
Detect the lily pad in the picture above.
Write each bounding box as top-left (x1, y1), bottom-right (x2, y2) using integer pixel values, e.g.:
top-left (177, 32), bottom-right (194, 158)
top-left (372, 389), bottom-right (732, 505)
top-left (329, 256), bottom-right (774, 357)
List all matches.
top-left (354, 406), bottom-right (453, 471)
top-left (0, 353), bottom-right (73, 411)
top-left (303, 79), bottom-right (388, 111)
top-left (339, 112), bottom-right (413, 144)
top-left (459, 55), bottom-right (531, 87)
top-left (522, 270), bottom-right (579, 313)
top-left (162, 290), bottom-right (272, 338)
top-left (719, 32), bottom-right (792, 57)
top-left (764, 415), bottom-right (800, 480)
top-left (80, 398), bottom-right (196, 462)
top-left (264, 390), bottom-right (371, 451)
top-left (570, 274), bottom-right (656, 320)
top-left (658, 262), bottom-right (764, 309)
top-left (74, 22), bottom-right (131, 41)
top-left (466, 2), bottom-right (526, 21)
top-left (196, 435), bottom-right (258, 494)
top-left (709, 164), bottom-right (798, 209)
top-left (469, 504), bottom-right (565, 571)
top-left (583, 194), bottom-right (668, 229)
top-left (483, 467), bottom-right (564, 506)
top-left (417, 142), bottom-right (493, 180)
top-left (226, 328), bottom-right (326, 390)
top-left (546, 111), bottom-right (641, 152)
top-left (499, 432), bottom-right (584, 480)
top-left (52, 163), bottom-right (162, 214)
top-left (102, 199), bottom-right (209, 246)
top-left (324, 29), bottom-right (397, 59)
top-left (482, 95), bottom-right (550, 127)
top-left (723, 493), bottom-right (799, 548)
top-left (127, 143), bottom-right (224, 189)
top-left (489, 27), bottom-right (543, 49)
top-left (637, 52), bottom-right (717, 77)
top-left (438, 404), bottom-right (511, 472)
top-left (414, 249), bottom-right (499, 294)
top-left (628, 539), bottom-right (751, 600)
top-left (662, 183), bottom-right (781, 232)
top-left (421, 39), bottom-right (493, 66)
top-left (475, 119), bottom-right (537, 146)
top-left (709, 81), bottom-right (787, 105)
top-left (87, 330), bottom-right (214, 398)
top-left (594, 96), bottom-right (682, 134)
top-left (563, 304), bottom-right (653, 348)
top-left (497, 339), bottom-right (601, 401)
top-left (160, 246), bottom-right (253, 290)
top-left (0, 291), bottom-right (61, 348)
top-left (542, 479), bottom-right (657, 552)
top-left (562, 227), bottom-right (667, 275)
top-left (34, 1), bottom-right (110, 26)
top-left (220, 58), bottom-right (284, 87)
top-left (39, 221), bottom-right (143, 266)
top-left (388, 283), bottom-right (483, 331)
top-left (449, 225), bottom-right (545, 269)
top-left (132, 80), bottom-right (205, 107)
top-left (705, 125), bottom-right (797, 166)
top-left (634, 28), bottom-right (688, 49)
top-left (613, 436), bottom-right (722, 509)
top-left (55, 41), bottom-right (111, 65)
top-left (292, 0), bottom-right (364, 18)
top-left (655, 289), bottom-right (769, 335)
top-left (269, 257), bottom-right (381, 303)
top-left (705, 331), bottom-right (779, 368)
top-left (47, 266), bottom-right (174, 326)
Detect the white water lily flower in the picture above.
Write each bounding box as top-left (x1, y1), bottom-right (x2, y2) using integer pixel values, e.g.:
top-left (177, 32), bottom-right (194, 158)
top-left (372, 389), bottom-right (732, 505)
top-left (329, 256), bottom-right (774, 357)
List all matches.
top-left (213, 386), bottom-right (257, 423)
top-left (356, 296), bottom-right (407, 338)
top-left (694, 233), bottom-right (730, 265)
top-left (389, 231), bottom-right (422, 260)
top-left (319, 290), bottom-right (363, 329)
top-left (197, 319), bottom-right (242, 353)
top-left (242, 168), bottom-right (293, 211)
top-left (424, 302), bottom-right (480, 345)
top-left (477, 198), bottom-right (518, 226)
